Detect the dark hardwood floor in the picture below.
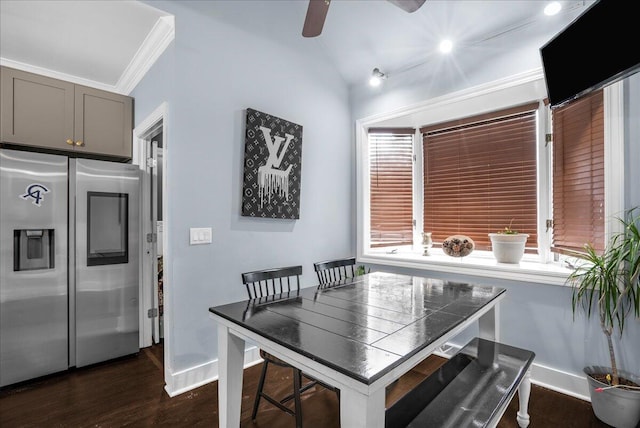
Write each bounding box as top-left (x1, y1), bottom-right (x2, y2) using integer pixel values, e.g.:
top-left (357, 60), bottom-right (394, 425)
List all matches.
top-left (0, 342), bottom-right (610, 427)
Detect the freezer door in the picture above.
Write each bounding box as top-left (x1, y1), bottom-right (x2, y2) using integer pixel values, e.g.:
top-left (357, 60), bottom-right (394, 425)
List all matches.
top-left (0, 149), bottom-right (68, 387)
top-left (73, 159), bottom-right (140, 367)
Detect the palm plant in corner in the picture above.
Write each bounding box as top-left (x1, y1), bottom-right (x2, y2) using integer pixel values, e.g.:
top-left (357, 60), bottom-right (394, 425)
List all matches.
top-left (566, 207), bottom-right (640, 428)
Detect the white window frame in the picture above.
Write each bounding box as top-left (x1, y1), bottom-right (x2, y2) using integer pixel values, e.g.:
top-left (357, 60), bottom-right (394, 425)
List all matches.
top-left (355, 71), bottom-right (624, 286)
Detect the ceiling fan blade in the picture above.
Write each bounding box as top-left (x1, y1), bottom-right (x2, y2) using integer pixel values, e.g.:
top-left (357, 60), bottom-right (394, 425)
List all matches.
top-left (386, 0), bottom-right (426, 13)
top-left (302, 0), bottom-right (331, 38)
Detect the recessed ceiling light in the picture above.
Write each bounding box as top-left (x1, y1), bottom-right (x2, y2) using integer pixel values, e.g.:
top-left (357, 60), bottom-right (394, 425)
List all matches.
top-left (544, 1), bottom-right (562, 16)
top-left (439, 39), bottom-right (453, 54)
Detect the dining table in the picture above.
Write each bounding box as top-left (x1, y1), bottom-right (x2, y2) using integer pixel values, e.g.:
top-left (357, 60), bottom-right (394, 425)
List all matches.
top-left (209, 271), bottom-right (516, 428)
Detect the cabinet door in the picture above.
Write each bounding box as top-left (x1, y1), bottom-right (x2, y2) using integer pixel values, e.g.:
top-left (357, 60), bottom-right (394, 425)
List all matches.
top-left (74, 85), bottom-right (133, 159)
top-left (1, 67), bottom-right (75, 150)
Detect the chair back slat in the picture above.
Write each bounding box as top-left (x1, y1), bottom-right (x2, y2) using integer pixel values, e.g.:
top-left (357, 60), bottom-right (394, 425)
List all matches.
top-left (241, 265), bottom-right (302, 299)
top-left (314, 257), bottom-right (357, 285)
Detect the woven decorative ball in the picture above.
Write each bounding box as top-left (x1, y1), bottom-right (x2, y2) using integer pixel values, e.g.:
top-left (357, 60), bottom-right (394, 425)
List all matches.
top-left (442, 235), bottom-right (475, 257)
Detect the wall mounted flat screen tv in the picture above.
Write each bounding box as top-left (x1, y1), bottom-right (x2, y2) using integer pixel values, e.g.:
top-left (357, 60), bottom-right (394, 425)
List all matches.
top-left (541, 0), bottom-right (640, 108)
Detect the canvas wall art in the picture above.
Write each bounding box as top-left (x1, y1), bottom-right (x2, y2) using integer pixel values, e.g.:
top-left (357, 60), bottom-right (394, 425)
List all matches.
top-left (241, 108), bottom-right (303, 219)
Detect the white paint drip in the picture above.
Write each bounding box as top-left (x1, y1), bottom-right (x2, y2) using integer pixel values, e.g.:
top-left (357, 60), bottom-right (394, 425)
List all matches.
top-left (258, 164), bottom-right (292, 208)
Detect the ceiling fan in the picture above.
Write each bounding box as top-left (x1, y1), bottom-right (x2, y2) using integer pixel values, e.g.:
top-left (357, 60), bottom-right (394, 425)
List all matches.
top-left (302, 0), bottom-right (427, 38)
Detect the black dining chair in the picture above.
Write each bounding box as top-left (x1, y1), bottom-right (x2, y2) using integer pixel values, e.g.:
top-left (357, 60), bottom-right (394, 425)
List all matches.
top-left (314, 257), bottom-right (360, 286)
top-left (241, 265), bottom-right (338, 427)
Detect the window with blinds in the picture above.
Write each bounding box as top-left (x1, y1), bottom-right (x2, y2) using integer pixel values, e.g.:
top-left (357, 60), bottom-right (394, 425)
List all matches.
top-left (421, 103), bottom-right (539, 252)
top-left (551, 89), bottom-right (604, 253)
top-left (368, 128), bottom-right (414, 248)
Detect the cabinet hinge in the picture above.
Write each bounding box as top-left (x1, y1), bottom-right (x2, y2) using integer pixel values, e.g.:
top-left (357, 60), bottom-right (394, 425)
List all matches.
top-left (146, 157), bottom-right (157, 168)
top-left (147, 308), bottom-right (158, 318)
top-left (146, 233), bottom-right (157, 243)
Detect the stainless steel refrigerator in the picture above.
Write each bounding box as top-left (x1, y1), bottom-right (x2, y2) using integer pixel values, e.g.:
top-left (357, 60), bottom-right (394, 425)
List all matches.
top-left (0, 148), bottom-right (140, 387)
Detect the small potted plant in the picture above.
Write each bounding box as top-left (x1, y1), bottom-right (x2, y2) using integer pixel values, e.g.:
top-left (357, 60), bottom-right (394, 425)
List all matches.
top-left (488, 219), bottom-right (529, 263)
top-left (566, 208), bottom-right (640, 428)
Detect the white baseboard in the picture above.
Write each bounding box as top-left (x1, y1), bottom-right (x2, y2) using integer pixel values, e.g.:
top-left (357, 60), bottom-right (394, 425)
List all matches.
top-left (164, 346), bottom-right (262, 397)
top-left (530, 361), bottom-right (591, 401)
top-left (163, 343), bottom-right (592, 402)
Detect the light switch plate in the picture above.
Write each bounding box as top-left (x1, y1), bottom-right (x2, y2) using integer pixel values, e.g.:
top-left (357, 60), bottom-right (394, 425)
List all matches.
top-left (190, 227), bottom-right (212, 245)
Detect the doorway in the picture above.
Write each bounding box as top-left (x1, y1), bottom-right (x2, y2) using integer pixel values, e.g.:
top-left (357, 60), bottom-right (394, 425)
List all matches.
top-left (134, 102), bottom-right (168, 350)
top-left (145, 126), bottom-right (163, 344)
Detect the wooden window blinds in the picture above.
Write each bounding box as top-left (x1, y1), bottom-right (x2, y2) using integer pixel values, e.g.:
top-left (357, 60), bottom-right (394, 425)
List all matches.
top-left (551, 89), bottom-right (604, 253)
top-left (368, 128), bottom-right (414, 247)
top-left (421, 103), bottom-right (539, 252)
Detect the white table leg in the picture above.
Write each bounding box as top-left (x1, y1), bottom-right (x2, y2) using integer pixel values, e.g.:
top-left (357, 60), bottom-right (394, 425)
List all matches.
top-left (340, 386), bottom-right (385, 428)
top-left (478, 304), bottom-right (501, 342)
top-left (516, 369), bottom-right (532, 428)
top-left (217, 323), bottom-right (245, 428)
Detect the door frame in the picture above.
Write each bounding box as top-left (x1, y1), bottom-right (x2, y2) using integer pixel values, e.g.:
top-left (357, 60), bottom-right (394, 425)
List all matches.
top-left (133, 102), bottom-right (169, 350)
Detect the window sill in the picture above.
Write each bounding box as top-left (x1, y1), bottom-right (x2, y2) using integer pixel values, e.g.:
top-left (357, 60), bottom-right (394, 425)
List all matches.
top-left (359, 248), bottom-right (572, 286)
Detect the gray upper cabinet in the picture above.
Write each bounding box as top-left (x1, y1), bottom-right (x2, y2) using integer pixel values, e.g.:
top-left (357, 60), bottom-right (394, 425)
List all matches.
top-left (74, 85), bottom-right (133, 158)
top-left (1, 67), bottom-right (133, 159)
top-left (1, 67), bottom-right (75, 151)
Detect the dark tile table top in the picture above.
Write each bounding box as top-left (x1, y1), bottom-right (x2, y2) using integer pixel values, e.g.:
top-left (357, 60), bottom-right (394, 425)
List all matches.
top-left (209, 272), bottom-right (505, 385)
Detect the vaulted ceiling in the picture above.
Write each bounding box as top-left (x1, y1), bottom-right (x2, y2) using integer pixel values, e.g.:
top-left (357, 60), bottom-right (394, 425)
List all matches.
top-left (0, 0), bottom-right (594, 94)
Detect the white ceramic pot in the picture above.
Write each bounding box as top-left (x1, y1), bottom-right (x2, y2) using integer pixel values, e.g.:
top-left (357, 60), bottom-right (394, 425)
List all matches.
top-left (488, 233), bottom-right (529, 263)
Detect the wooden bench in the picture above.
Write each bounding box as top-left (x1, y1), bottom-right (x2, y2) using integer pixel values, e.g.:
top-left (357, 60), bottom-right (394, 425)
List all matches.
top-left (385, 337), bottom-right (535, 428)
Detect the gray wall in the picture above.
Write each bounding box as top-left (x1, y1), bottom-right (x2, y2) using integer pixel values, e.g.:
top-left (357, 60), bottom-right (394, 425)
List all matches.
top-left (132, 0), bottom-right (639, 388)
top-left (132, 1), bottom-right (353, 373)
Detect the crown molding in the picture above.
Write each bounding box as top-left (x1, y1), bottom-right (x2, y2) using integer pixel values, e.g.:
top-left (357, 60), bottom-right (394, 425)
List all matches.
top-left (116, 15), bottom-right (175, 95)
top-left (0, 15), bottom-right (174, 96)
